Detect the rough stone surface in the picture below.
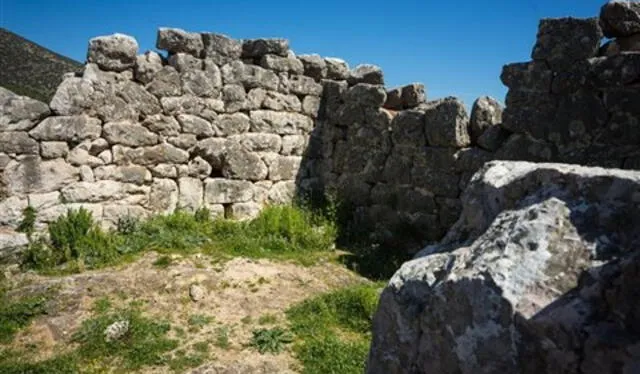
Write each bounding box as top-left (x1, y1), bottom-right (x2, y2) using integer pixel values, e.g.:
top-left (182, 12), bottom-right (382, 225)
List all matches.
top-left (424, 98), bottom-right (471, 147)
top-left (156, 28), bottom-right (204, 56)
top-left (347, 64), bottom-right (384, 85)
top-left (469, 96), bottom-right (503, 144)
top-left (600, 0), bottom-right (640, 38)
top-left (30, 116), bottom-right (102, 142)
top-left (367, 161), bottom-right (640, 374)
top-left (242, 38), bottom-right (289, 58)
top-left (531, 17), bottom-right (603, 69)
top-left (87, 33), bottom-right (138, 72)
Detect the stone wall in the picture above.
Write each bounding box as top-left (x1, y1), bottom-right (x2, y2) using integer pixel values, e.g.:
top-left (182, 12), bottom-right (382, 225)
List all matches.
top-left (309, 2), bottom-right (640, 250)
top-left (0, 29), bottom-right (357, 237)
top-left (2, 1), bottom-right (640, 257)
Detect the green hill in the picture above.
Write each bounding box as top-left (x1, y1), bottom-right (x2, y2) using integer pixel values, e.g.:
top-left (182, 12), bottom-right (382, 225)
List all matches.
top-left (0, 28), bottom-right (83, 103)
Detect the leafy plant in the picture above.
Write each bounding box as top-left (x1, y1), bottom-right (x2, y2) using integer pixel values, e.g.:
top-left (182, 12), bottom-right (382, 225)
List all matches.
top-left (116, 215), bottom-right (140, 235)
top-left (250, 327), bottom-right (293, 354)
top-left (17, 206), bottom-right (37, 239)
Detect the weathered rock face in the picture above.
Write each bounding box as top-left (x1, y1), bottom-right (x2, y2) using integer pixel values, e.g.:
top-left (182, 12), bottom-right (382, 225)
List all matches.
top-left (367, 161), bottom-right (640, 374)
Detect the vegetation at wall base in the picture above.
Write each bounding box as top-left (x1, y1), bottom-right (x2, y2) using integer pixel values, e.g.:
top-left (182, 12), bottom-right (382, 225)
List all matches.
top-left (20, 202), bottom-right (339, 274)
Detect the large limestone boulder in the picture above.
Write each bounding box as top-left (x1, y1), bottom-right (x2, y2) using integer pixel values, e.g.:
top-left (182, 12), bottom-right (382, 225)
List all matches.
top-left (367, 161), bottom-right (640, 374)
top-left (87, 33), bottom-right (139, 72)
top-left (0, 87), bottom-right (50, 131)
top-left (600, 0), bottom-right (640, 38)
top-left (156, 28), bottom-right (204, 57)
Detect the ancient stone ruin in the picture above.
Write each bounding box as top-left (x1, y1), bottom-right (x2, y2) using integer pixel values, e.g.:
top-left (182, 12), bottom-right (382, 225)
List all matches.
top-left (367, 2), bottom-right (640, 373)
top-left (1, 0), bottom-right (640, 279)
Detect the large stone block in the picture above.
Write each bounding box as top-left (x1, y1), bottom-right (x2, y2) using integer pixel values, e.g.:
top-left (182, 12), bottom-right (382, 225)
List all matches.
top-left (0, 87), bottom-right (50, 131)
top-left (222, 142), bottom-right (268, 181)
top-left (94, 165), bottom-right (152, 185)
top-left (532, 17), bottom-right (602, 70)
top-left (124, 143), bottom-right (190, 165)
top-left (221, 60), bottom-right (280, 91)
top-left (60, 180), bottom-right (148, 203)
top-left (181, 70), bottom-right (220, 98)
top-left (423, 98), bottom-right (470, 148)
top-left (587, 53), bottom-right (640, 88)
top-left (156, 28), bottom-right (204, 56)
top-left (500, 61), bottom-right (552, 92)
top-left (242, 38), bottom-right (289, 58)
top-left (287, 75), bottom-right (323, 96)
top-left (250, 110), bottom-right (313, 134)
top-left (0, 132), bottom-right (39, 154)
top-left (347, 64), bottom-right (384, 85)
top-left (167, 53), bottom-right (202, 73)
top-left (268, 180), bottom-right (296, 204)
top-left (87, 33), bottom-right (138, 72)
top-left (262, 154), bottom-right (302, 181)
top-left (0, 196), bottom-right (28, 226)
top-left (600, 0), bottom-right (640, 38)
top-left (260, 54), bottom-right (304, 74)
top-left (178, 177), bottom-right (203, 212)
top-left (201, 33), bottom-right (243, 64)
top-left (204, 178), bottom-right (254, 204)
top-left (142, 114), bottom-right (181, 136)
top-left (146, 66), bottom-right (182, 97)
top-left (103, 120), bottom-right (158, 146)
top-left (501, 90), bottom-right (557, 138)
top-left (30, 116), bottom-right (102, 142)
top-left (194, 137), bottom-right (227, 170)
top-left (344, 83), bottom-right (387, 108)
top-left (134, 51), bottom-right (164, 84)
top-left (261, 90), bottom-right (301, 112)
top-left (160, 95), bottom-right (223, 121)
top-left (214, 113), bottom-right (251, 136)
top-left (391, 110), bottom-right (427, 148)
top-left (228, 202), bottom-right (262, 220)
top-left (298, 54), bottom-right (327, 80)
top-left (177, 114), bottom-right (215, 138)
top-left (228, 133), bottom-right (282, 153)
top-left (3, 157), bottom-right (78, 194)
top-left (325, 57), bottom-right (349, 80)
top-left (469, 96), bottom-right (503, 144)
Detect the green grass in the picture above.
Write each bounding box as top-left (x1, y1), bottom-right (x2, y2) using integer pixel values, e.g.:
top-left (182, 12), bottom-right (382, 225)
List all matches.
top-left (286, 283), bottom-right (382, 374)
top-left (72, 307), bottom-right (178, 370)
top-left (214, 326), bottom-right (230, 349)
top-left (0, 292), bottom-right (47, 344)
top-left (22, 203), bottom-right (338, 274)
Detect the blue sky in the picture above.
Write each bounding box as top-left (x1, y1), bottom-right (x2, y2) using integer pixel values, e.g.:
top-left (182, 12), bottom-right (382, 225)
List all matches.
top-left (1, 0), bottom-right (604, 107)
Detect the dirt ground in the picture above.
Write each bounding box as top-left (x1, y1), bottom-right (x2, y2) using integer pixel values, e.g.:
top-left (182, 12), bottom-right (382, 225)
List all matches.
top-left (3, 252), bottom-right (368, 373)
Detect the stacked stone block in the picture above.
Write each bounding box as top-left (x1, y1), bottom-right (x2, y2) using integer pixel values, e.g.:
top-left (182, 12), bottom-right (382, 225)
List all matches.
top-left (500, 2), bottom-right (640, 168)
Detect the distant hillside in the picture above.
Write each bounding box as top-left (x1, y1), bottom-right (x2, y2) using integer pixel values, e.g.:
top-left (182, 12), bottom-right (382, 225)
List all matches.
top-left (0, 28), bottom-right (83, 103)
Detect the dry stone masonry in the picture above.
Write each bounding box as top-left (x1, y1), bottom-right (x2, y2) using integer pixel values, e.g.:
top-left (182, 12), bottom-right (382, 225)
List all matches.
top-left (3, 0), bottom-right (640, 261)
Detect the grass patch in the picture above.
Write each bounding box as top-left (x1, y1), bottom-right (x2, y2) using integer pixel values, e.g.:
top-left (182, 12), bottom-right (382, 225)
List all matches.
top-left (187, 314), bottom-right (213, 331)
top-left (258, 313), bottom-right (278, 325)
top-left (22, 203), bottom-right (338, 274)
top-left (214, 326), bottom-right (230, 349)
top-left (0, 292), bottom-right (47, 344)
top-left (72, 306), bottom-right (178, 370)
top-left (286, 283), bottom-right (382, 374)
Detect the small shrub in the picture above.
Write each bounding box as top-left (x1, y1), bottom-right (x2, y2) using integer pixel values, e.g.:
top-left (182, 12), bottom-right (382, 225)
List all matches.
top-left (194, 207), bottom-right (211, 223)
top-left (17, 206), bottom-right (37, 239)
top-left (48, 208), bottom-right (94, 256)
top-left (250, 327), bottom-right (293, 354)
